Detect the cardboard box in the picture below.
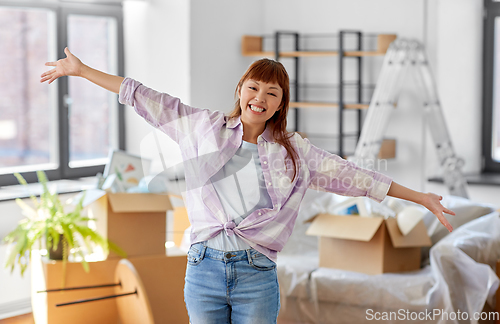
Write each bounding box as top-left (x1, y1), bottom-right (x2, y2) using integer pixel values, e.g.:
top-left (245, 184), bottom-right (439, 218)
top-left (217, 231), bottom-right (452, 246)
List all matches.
top-left (172, 207), bottom-right (190, 247)
top-left (378, 138), bottom-right (396, 159)
top-left (31, 250), bottom-right (120, 324)
top-left (306, 214), bottom-right (431, 275)
top-left (87, 192), bottom-right (173, 259)
top-left (31, 252), bottom-right (188, 324)
top-left (115, 255), bottom-right (188, 324)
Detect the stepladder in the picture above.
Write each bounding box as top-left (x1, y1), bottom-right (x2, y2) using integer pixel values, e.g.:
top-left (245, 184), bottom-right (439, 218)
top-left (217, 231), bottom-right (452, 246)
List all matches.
top-left (350, 39), bottom-right (469, 198)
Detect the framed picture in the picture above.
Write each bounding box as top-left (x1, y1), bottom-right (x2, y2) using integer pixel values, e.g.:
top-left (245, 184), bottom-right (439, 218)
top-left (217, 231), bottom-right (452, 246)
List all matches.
top-left (103, 150), bottom-right (151, 190)
top-left (332, 197), bottom-right (371, 217)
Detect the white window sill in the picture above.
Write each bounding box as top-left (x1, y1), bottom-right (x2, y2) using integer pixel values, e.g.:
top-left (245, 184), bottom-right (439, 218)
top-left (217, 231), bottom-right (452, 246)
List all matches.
top-left (0, 177), bottom-right (99, 202)
top-left (428, 172), bottom-right (500, 186)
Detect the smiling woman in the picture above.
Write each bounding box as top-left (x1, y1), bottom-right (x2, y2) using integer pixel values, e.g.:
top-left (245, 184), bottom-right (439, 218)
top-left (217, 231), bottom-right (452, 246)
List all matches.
top-left (40, 46), bottom-right (455, 323)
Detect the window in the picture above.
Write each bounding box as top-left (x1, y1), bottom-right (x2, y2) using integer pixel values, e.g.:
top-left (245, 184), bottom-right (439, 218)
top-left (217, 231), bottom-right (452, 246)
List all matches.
top-left (0, 1), bottom-right (124, 186)
top-left (483, 0), bottom-right (500, 172)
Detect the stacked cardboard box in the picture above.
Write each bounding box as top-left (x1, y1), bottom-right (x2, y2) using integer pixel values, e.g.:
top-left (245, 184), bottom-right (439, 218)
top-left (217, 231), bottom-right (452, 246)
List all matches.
top-left (88, 192), bottom-right (172, 258)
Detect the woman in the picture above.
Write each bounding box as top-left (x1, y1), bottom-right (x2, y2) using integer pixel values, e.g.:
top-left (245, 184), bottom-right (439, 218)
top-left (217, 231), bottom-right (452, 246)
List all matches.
top-left (41, 48), bottom-right (454, 324)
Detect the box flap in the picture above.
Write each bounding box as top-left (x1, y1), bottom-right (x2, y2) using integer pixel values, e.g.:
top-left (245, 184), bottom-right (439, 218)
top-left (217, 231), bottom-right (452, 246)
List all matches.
top-left (303, 214), bottom-right (318, 224)
top-left (306, 214), bottom-right (384, 242)
top-left (108, 193), bottom-right (173, 213)
top-left (386, 217), bottom-right (432, 247)
top-left (78, 189), bottom-right (107, 208)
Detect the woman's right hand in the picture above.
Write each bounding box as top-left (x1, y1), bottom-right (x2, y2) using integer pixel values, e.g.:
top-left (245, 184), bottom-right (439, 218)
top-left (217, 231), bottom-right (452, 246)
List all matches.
top-left (41, 47), bottom-right (84, 84)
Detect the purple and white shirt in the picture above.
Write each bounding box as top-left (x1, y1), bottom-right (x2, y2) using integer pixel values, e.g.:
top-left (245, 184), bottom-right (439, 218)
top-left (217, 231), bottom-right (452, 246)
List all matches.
top-left (119, 78), bottom-right (393, 261)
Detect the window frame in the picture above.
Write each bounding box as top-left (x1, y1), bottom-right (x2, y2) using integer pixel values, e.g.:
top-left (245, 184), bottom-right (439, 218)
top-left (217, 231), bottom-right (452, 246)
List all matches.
top-left (483, 0), bottom-right (500, 172)
top-left (0, 0), bottom-right (125, 186)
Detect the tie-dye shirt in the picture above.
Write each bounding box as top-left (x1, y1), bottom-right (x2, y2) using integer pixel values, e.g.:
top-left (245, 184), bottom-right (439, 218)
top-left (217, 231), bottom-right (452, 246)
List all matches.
top-left (119, 78), bottom-right (393, 261)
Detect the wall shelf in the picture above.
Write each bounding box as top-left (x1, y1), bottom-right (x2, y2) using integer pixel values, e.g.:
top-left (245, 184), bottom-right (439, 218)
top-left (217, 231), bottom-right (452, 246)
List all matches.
top-left (242, 34), bottom-right (397, 57)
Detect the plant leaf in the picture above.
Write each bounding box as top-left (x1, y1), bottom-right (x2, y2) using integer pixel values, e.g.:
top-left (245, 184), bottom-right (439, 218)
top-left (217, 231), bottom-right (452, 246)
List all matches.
top-left (77, 251), bottom-right (90, 273)
top-left (107, 240), bottom-right (127, 258)
top-left (48, 228), bottom-right (60, 251)
top-left (60, 223), bottom-right (75, 249)
top-left (15, 199), bottom-right (37, 219)
top-left (14, 173), bottom-right (39, 208)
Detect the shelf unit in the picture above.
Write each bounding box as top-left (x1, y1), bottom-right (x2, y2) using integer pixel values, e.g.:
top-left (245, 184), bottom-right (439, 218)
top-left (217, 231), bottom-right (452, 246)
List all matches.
top-left (241, 31), bottom-right (396, 158)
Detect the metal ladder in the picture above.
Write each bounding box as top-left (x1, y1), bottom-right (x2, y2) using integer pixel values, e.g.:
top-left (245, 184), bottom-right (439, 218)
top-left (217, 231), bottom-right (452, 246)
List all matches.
top-left (350, 39), bottom-right (469, 198)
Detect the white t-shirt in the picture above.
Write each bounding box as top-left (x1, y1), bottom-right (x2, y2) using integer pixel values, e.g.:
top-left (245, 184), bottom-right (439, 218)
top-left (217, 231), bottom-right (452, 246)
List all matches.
top-left (205, 140), bottom-right (273, 251)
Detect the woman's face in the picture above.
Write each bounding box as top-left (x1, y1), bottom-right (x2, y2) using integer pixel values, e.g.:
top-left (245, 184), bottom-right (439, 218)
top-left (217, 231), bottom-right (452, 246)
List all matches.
top-left (239, 79), bottom-right (283, 129)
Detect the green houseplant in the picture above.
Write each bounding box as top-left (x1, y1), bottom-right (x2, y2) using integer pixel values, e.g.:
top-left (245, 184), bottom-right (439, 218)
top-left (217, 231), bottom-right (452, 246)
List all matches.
top-left (3, 171), bottom-right (126, 277)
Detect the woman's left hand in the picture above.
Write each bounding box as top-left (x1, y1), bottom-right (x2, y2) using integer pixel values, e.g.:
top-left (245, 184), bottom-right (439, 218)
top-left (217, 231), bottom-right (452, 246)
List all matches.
top-left (420, 193), bottom-right (455, 232)
top-left (387, 183), bottom-right (455, 232)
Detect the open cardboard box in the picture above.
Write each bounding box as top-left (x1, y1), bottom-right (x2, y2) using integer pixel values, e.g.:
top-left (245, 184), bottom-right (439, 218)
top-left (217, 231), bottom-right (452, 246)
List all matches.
top-left (84, 190), bottom-right (173, 259)
top-left (306, 214), bottom-right (431, 275)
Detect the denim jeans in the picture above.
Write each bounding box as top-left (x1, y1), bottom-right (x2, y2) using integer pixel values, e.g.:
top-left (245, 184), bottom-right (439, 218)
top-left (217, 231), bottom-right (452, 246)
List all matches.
top-left (184, 242), bottom-right (280, 324)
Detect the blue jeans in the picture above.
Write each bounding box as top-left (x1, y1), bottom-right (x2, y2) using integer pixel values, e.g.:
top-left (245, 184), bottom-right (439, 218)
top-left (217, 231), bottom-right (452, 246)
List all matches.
top-left (184, 242), bottom-right (280, 324)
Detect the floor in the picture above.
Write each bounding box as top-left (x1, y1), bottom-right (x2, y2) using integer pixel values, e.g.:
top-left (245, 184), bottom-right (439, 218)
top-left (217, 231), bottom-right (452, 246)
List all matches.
top-left (0, 313), bottom-right (34, 324)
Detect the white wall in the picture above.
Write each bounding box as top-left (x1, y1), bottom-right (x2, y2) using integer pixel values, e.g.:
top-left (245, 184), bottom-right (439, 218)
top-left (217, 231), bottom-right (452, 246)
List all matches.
top-left (433, 0), bottom-right (483, 176)
top-left (426, 0), bottom-right (496, 205)
top-left (123, 0), bottom-right (190, 157)
top-left (263, 0), bottom-right (424, 35)
top-left (189, 0), bottom-right (265, 113)
top-left (0, 201), bottom-right (31, 319)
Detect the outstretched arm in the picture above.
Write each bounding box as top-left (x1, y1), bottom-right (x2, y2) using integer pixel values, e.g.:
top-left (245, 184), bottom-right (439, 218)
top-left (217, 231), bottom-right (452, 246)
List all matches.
top-left (387, 182), bottom-right (455, 232)
top-left (40, 47), bottom-right (124, 94)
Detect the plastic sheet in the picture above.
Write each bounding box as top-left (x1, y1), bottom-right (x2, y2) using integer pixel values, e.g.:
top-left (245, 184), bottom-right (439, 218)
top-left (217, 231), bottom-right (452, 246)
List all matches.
top-left (277, 194), bottom-right (500, 324)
